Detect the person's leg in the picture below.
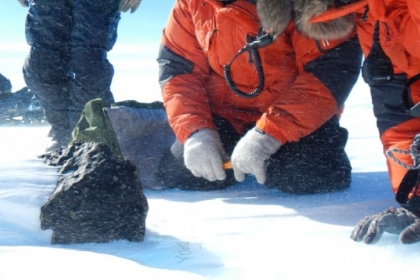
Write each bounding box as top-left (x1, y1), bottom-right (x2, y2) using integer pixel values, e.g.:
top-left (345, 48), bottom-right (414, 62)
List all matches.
top-left (265, 116), bottom-right (352, 194)
top-left (68, 0), bottom-right (120, 129)
top-left (23, 0), bottom-right (73, 145)
top-left (156, 115), bottom-right (238, 191)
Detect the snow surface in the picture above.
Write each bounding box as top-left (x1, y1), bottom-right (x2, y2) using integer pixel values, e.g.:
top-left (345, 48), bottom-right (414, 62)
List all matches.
top-left (1, 78), bottom-right (420, 280)
top-left (3, 1), bottom-right (420, 278)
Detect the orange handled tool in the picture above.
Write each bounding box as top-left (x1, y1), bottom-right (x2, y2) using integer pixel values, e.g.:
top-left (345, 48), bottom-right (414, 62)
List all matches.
top-left (223, 161), bottom-right (232, 169)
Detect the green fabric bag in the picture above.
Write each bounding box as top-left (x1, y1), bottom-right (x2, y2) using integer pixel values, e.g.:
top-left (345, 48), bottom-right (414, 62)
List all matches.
top-left (70, 98), bottom-right (122, 157)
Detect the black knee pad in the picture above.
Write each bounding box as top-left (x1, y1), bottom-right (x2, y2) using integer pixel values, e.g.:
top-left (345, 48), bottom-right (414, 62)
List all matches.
top-left (265, 117), bottom-right (351, 194)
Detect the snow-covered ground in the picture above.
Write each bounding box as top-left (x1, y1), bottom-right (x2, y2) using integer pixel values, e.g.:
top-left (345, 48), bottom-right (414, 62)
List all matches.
top-left (3, 2), bottom-right (420, 279)
top-left (1, 78), bottom-right (420, 280)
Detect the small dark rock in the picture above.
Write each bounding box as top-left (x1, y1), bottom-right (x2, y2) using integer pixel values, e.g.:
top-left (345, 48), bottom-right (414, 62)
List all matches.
top-left (39, 142), bottom-right (149, 244)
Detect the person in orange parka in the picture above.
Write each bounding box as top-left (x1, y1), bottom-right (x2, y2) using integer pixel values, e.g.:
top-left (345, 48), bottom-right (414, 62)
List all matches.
top-left (290, 0), bottom-right (420, 244)
top-left (155, 0), bottom-right (362, 192)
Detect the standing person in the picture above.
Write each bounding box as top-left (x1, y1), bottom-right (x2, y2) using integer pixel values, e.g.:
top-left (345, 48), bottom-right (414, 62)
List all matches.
top-left (288, 0), bottom-right (420, 244)
top-left (155, 0), bottom-right (362, 192)
top-left (16, 0), bottom-right (142, 151)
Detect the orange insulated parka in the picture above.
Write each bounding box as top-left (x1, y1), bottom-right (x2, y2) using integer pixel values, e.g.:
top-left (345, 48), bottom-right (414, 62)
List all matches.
top-left (158, 0), bottom-right (361, 145)
top-left (312, 0), bottom-right (420, 193)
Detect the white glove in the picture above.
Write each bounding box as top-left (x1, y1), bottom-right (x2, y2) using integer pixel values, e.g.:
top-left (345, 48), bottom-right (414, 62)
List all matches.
top-left (231, 128), bottom-right (281, 184)
top-left (118, 0), bottom-right (142, 13)
top-left (17, 0), bottom-right (28, 7)
top-left (184, 129), bottom-right (228, 182)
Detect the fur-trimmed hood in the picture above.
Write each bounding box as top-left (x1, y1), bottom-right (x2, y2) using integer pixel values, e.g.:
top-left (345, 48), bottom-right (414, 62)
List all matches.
top-left (256, 0), bottom-right (363, 40)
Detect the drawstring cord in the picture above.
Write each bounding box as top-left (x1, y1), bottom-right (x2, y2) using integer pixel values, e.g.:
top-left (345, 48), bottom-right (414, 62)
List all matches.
top-left (386, 134), bottom-right (420, 170)
top-left (223, 30), bottom-right (273, 99)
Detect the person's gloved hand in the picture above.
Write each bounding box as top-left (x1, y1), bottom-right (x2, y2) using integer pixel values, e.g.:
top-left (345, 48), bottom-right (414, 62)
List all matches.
top-left (118, 0), bottom-right (142, 13)
top-left (231, 128), bottom-right (281, 184)
top-left (17, 0), bottom-right (28, 7)
top-left (184, 129), bottom-right (228, 182)
top-left (351, 207), bottom-right (420, 244)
